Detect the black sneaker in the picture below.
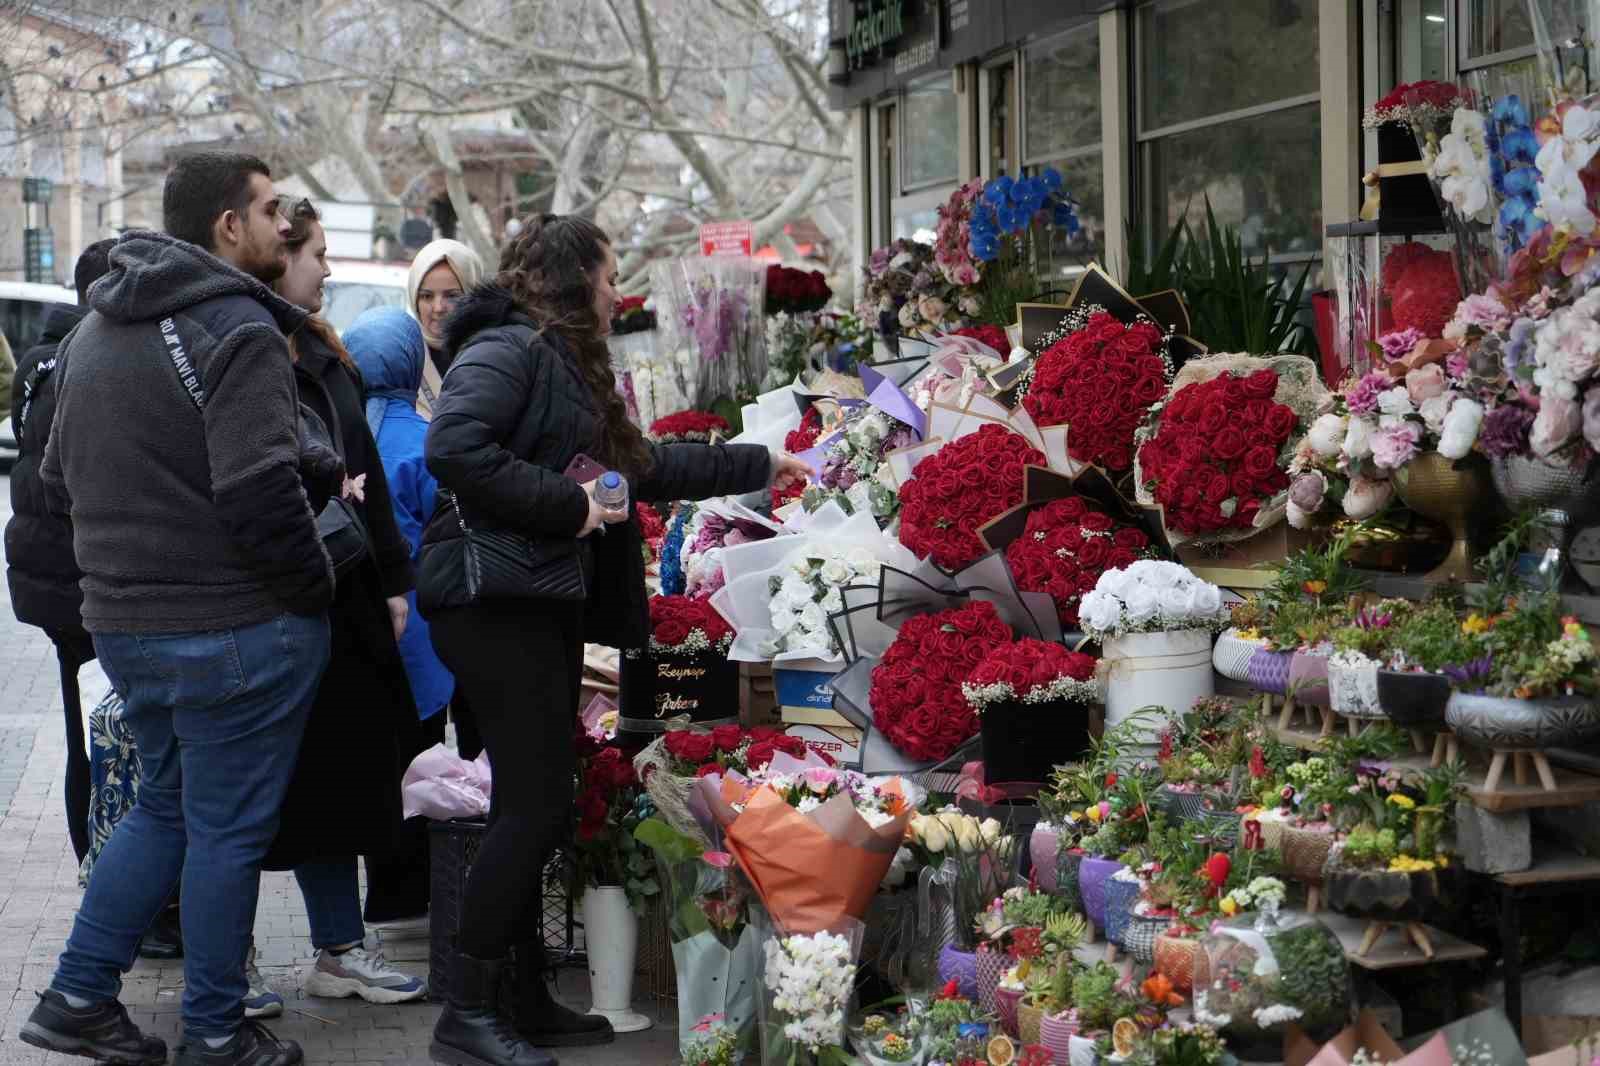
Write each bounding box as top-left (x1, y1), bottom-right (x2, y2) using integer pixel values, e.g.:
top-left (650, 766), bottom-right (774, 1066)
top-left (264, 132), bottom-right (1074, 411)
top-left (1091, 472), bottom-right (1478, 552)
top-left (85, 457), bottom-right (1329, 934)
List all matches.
top-left (138, 906), bottom-right (183, 961)
top-left (174, 1021), bottom-right (303, 1066)
top-left (19, 990), bottom-right (168, 1065)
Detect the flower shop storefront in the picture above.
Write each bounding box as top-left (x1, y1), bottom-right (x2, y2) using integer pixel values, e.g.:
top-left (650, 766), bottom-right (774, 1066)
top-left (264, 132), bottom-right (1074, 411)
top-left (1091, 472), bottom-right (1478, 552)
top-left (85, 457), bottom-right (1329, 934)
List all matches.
top-left (406, 3), bottom-right (1600, 1066)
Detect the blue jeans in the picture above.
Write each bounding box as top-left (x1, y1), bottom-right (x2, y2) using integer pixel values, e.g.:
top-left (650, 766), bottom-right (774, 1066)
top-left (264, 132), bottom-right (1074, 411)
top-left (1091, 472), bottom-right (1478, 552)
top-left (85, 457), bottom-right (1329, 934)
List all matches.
top-left (52, 613), bottom-right (330, 1041)
top-left (294, 857), bottom-right (365, 950)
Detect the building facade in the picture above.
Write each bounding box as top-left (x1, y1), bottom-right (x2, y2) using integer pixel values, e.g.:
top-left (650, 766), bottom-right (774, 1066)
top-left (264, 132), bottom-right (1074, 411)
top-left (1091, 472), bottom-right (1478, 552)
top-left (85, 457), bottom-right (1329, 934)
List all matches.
top-left (831, 0), bottom-right (1544, 288)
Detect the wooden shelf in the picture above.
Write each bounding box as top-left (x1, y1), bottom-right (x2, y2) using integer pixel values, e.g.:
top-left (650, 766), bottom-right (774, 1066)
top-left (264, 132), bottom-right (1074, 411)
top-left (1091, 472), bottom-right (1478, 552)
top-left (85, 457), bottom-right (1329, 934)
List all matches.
top-left (1493, 846), bottom-right (1600, 888)
top-left (1466, 766), bottom-right (1600, 812)
top-left (1319, 912), bottom-right (1488, 971)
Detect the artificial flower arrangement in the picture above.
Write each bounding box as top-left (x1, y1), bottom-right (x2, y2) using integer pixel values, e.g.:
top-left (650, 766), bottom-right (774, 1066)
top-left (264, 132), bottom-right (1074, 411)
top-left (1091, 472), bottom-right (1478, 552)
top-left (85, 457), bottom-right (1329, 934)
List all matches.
top-left (1076, 561), bottom-right (1229, 640)
top-left (650, 409), bottom-right (732, 444)
top-left (1135, 361), bottom-right (1321, 540)
top-left (1362, 79), bottom-right (1467, 132)
top-left (610, 294), bottom-right (657, 336)
top-left (1022, 305), bottom-right (1174, 473)
top-left (801, 407), bottom-right (919, 522)
top-left (898, 424), bottom-right (1047, 570)
top-left (869, 599), bottom-right (1015, 762)
top-left (571, 734), bottom-right (660, 914)
top-left (960, 169), bottom-right (1081, 328)
top-left (765, 264), bottom-right (832, 316)
top-left (1002, 496), bottom-right (1157, 628)
top-left (859, 238), bottom-right (967, 337)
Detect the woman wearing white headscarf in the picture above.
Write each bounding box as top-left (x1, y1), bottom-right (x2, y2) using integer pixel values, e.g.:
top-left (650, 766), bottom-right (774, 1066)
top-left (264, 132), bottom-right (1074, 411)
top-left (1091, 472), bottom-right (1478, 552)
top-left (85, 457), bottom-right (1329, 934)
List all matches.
top-left (406, 239), bottom-right (484, 418)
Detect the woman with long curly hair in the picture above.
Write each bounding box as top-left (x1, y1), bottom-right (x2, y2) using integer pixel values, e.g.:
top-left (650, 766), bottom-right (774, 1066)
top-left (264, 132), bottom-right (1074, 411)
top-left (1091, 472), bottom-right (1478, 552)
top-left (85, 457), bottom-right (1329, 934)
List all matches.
top-left (417, 215), bottom-right (807, 1066)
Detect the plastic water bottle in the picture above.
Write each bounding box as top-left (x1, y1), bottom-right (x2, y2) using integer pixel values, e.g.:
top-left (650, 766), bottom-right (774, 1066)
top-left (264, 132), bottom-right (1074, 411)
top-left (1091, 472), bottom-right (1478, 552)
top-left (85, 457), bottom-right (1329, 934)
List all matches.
top-left (594, 470), bottom-right (629, 514)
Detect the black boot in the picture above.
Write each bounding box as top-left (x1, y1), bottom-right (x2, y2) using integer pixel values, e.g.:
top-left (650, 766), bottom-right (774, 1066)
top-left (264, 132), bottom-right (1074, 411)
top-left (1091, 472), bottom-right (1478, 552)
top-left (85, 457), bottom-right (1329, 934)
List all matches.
top-left (138, 901), bottom-right (183, 960)
top-left (174, 1021), bottom-right (302, 1066)
top-left (507, 942), bottom-right (613, 1048)
top-left (431, 953), bottom-right (555, 1066)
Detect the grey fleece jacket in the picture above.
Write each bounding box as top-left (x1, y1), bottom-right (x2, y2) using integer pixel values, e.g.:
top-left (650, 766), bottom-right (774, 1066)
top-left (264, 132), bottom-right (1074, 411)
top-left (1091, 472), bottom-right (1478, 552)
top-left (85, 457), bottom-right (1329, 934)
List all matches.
top-left (41, 230), bottom-right (334, 634)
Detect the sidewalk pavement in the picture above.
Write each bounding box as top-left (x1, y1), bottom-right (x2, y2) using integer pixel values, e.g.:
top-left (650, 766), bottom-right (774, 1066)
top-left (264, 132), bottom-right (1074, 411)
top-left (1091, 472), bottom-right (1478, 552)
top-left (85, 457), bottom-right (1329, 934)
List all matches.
top-left (0, 483), bottom-right (681, 1065)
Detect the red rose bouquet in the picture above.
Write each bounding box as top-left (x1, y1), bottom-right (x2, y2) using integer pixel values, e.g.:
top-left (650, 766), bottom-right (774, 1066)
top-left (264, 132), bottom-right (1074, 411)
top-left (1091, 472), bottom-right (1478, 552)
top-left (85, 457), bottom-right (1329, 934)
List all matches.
top-left (960, 638), bottom-right (1101, 713)
top-left (610, 294), bottom-right (657, 336)
top-left (765, 265), bottom-right (832, 315)
top-left (1022, 308), bottom-right (1171, 472)
top-left (954, 324), bottom-right (1010, 355)
top-left (898, 424), bottom-right (1046, 570)
top-left (1003, 497), bottom-right (1154, 627)
top-left (772, 405), bottom-right (826, 509)
top-left (572, 735), bottom-right (658, 910)
top-left (636, 502), bottom-right (666, 566)
top-left (1135, 367), bottom-right (1301, 536)
top-left (648, 595), bottom-right (735, 657)
top-left (657, 724), bottom-right (810, 778)
top-left (650, 409), bottom-right (731, 444)
top-left (870, 599), bottom-right (1014, 761)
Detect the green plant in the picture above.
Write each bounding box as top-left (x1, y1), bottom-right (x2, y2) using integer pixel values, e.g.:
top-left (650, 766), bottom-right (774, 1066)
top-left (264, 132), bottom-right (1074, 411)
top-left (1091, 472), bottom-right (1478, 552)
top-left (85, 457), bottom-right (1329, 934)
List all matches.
top-left (1391, 601), bottom-right (1484, 672)
top-left (1002, 888), bottom-right (1062, 928)
top-left (1341, 824), bottom-right (1399, 868)
top-left (1470, 509), bottom-right (1542, 615)
top-left (1072, 962), bottom-right (1122, 1032)
top-left (1271, 923), bottom-right (1349, 1026)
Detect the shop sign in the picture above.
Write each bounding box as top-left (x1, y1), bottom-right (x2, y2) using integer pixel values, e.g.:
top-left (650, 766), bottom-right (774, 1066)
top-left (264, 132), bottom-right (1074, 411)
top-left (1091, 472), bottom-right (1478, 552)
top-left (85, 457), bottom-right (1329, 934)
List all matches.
top-left (846, 0), bottom-right (907, 71)
top-left (700, 220), bottom-right (754, 257)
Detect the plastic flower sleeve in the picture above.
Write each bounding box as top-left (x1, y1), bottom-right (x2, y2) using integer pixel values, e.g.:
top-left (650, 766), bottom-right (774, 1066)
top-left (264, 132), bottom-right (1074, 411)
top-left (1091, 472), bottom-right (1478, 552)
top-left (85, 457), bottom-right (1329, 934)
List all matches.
top-left (652, 256), bottom-right (769, 408)
top-left (754, 909), bottom-right (865, 1066)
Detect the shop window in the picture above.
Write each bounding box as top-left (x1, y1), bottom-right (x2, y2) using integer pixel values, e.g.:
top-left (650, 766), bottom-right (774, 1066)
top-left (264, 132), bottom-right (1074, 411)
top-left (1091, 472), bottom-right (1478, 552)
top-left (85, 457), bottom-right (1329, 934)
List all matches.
top-left (901, 75), bottom-right (960, 191)
top-left (1463, 0), bottom-right (1534, 60)
top-left (1024, 23), bottom-right (1104, 274)
top-left (986, 61), bottom-right (1016, 179)
top-left (1136, 0), bottom-right (1322, 259)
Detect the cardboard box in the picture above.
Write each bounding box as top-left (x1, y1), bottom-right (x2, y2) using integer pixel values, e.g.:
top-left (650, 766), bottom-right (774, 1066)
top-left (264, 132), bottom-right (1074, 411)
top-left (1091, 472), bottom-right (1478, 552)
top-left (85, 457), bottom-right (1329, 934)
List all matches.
top-left (773, 666), bottom-right (840, 714)
top-left (783, 723), bottom-right (864, 766)
top-left (781, 705), bottom-right (858, 729)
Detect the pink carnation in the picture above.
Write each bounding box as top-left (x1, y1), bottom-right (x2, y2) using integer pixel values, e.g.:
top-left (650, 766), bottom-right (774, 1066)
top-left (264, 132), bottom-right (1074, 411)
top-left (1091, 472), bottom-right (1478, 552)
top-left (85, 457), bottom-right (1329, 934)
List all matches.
top-left (1371, 422), bottom-right (1423, 470)
top-left (1345, 371), bottom-right (1392, 416)
top-left (1378, 327), bottom-right (1427, 362)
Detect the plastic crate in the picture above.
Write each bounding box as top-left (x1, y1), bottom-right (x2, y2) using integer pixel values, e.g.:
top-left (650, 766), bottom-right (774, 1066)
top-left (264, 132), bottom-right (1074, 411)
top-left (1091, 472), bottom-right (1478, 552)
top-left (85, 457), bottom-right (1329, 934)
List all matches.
top-left (427, 818), bottom-right (582, 1002)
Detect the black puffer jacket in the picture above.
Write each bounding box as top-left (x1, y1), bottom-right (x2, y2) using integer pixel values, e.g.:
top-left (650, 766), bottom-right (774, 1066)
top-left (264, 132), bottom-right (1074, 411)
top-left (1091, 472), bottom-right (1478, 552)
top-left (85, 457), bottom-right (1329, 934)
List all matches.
top-left (5, 303), bottom-right (87, 636)
top-left (420, 284), bottom-right (771, 648)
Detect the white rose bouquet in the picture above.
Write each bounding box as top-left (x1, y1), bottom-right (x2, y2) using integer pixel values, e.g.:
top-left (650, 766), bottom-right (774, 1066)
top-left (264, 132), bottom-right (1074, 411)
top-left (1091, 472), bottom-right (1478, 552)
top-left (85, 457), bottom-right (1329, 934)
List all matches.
top-left (1077, 560), bottom-right (1228, 639)
top-left (763, 545), bottom-right (884, 658)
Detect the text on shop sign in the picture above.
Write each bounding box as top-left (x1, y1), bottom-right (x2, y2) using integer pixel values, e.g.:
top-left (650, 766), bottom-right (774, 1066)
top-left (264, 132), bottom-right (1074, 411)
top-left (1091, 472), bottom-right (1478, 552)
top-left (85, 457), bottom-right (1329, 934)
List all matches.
top-left (847, 0), bottom-right (906, 70)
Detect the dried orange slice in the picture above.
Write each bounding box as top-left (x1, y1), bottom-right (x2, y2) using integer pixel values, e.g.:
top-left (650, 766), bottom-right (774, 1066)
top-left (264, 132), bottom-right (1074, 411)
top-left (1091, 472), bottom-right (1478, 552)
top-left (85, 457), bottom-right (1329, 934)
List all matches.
top-left (1112, 1017), bottom-right (1139, 1057)
top-left (986, 1034), bottom-right (1016, 1066)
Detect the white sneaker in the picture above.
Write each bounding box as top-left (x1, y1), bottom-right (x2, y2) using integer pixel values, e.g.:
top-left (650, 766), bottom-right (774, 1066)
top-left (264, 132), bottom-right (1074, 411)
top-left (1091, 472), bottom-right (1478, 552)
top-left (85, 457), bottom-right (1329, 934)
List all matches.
top-left (303, 946), bottom-right (427, 1004)
top-left (368, 913), bottom-right (430, 941)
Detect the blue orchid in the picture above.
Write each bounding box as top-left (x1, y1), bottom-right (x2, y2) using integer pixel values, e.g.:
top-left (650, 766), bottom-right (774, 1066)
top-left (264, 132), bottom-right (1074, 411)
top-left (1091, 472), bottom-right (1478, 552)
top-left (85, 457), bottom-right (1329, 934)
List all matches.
top-left (1501, 164), bottom-right (1539, 198)
top-left (1499, 196), bottom-right (1539, 247)
top-left (1492, 94), bottom-right (1529, 128)
top-left (1501, 127), bottom-right (1540, 164)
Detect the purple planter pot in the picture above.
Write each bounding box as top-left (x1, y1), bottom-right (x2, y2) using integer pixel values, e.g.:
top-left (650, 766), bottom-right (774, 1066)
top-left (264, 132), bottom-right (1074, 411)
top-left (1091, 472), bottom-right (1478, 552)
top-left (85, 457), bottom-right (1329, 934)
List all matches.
top-left (1247, 647), bottom-right (1293, 696)
top-left (1078, 857), bottom-right (1123, 930)
top-left (937, 943), bottom-right (977, 1000)
top-left (1289, 649), bottom-right (1332, 708)
top-left (1029, 824), bottom-right (1062, 892)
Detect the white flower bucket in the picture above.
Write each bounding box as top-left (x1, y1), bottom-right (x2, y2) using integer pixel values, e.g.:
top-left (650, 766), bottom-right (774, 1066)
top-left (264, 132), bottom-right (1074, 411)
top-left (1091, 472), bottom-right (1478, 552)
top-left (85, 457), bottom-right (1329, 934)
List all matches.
top-left (1102, 629), bottom-right (1215, 743)
top-left (1068, 1032), bottom-right (1101, 1066)
top-left (581, 886), bottom-right (651, 1033)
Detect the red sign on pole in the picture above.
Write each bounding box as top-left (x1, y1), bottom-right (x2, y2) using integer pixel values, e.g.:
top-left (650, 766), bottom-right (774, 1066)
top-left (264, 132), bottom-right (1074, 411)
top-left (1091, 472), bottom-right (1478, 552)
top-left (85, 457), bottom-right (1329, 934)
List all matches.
top-left (700, 220), bottom-right (754, 258)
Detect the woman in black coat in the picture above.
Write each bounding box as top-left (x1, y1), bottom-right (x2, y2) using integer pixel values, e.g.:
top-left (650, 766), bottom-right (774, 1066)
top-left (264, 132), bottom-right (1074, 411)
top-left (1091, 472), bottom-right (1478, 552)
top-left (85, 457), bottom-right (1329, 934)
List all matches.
top-left (419, 215), bottom-right (805, 1066)
top-left (254, 201), bottom-right (429, 1012)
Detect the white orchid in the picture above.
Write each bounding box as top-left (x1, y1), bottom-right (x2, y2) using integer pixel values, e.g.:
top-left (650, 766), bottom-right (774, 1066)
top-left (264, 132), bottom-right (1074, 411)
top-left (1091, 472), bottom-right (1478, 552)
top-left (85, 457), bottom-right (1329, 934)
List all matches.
top-left (1536, 104), bottom-right (1600, 234)
top-left (1429, 107), bottom-right (1493, 223)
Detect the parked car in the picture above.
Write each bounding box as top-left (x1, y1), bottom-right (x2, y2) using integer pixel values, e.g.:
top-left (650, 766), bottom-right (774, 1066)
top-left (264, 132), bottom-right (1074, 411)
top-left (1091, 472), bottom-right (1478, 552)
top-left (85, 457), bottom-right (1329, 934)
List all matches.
top-left (0, 280), bottom-right (78, 469)
top-left (323, 259), bottom-right (408, 335)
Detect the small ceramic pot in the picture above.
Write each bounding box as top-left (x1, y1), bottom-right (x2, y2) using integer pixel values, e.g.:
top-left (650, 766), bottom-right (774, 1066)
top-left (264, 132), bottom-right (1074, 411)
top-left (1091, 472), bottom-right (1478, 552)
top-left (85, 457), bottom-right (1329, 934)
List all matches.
top-left (1030, 823), bottom-right (1062, 892)
top-left (1376, 669), bottom-right (1450, 728)
top-left (1288, 647), bottom-right (1332, 708)
top-left (1154, 932), bottom-right (1209, 993)
top-left (1040, 1010), bottom-right (1080, 1064)
top-left (1104, 876), bottom-right (1142, 947)
top-left (936, 943), bottom-right (977, 1001)
top-left (1329, 652), bottom-right (1384, 720)
top-left (1445, 692), bottom-right (1600, 751)
top-left (1069, 1032), bottom-right (1102, 1066)
top-left (1017, 1001), bottom-right (1044, 1046)
top-left (1213, 627), bottom-right (1266, 682)
top-left (1247, 647), bottom-right (1293, 696)
top-left (1121, 911), bottom-right (1172, 963)
top-left (1280, 822), bottom-right (1338, 887)
top-left (1078, 857), bottom-right (1124, 930)
top-left (1323, 850), bottom-right (1461, 922)
top-left (1200, 807), bottom-right (1242, 848)
top-left (975, 943), bottom-right (1006, 1013)
top-left (995, 985), bottom-right (1023, 1036)
top-left (1155, 784), bottom-right (1210, 821)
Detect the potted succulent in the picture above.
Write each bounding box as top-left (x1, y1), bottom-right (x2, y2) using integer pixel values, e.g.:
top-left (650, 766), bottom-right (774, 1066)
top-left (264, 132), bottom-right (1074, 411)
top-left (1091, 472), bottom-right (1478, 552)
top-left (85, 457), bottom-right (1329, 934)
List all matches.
top-left (1245, 754), bottom-right (1350, 910)
top-left (1214, 597), bottom-right (1270, 683)
top-left (1068, 962), bottom-right (1131, 1065)
top-left (1378, 600), bottom-right (1484, 736)
top-left (906, 808), bottom-right (1016, 999)
top-left (1019, 911), bottom-right (1089, 1046)
top-left (1443, 590), bottom-right (1600, 789)
top-left (1155, 696), bottom-right (1253, 821)
top-left (1321, 761), bottom-right (1466, 955)
top-left (972, 886), bottom-right (1063, 1015)
top-left (1327, 599), bottom-right (1413, 729)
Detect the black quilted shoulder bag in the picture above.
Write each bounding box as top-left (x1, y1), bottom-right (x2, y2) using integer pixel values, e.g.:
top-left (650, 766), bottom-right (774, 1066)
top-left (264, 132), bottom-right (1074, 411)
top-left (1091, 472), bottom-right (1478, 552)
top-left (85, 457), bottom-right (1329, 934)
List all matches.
top-left (446, 491), bottom-right (587, 603)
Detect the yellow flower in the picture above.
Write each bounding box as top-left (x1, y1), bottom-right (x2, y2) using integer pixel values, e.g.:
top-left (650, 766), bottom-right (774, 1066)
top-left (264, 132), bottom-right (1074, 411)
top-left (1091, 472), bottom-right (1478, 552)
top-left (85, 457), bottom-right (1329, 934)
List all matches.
top-left (1303, 580), bottom-right (1327, 597)
top-left (1386, 794), bottom-right (1416, 810)
top-left (1388, 855), bottom-right (1436, 873)
top-left (1067, 810), bottom-right (1083, 823)
top-left (1219, 897), bottom-right (1239, 917)
top-left (1236, 627), bottom-right (1260, 641)
top-left (1564, 619), bottom-right (1585, 638)
top-left (1086, 805), bottom-right (1103, 824)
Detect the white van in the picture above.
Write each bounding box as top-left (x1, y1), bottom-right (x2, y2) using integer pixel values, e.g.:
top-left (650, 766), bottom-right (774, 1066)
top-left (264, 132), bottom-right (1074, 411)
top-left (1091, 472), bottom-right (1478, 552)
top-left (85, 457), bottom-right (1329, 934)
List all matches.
top-left (323, 259), bottom-right (409, 336)
top-left (0, 280), bottom-right (78, 461)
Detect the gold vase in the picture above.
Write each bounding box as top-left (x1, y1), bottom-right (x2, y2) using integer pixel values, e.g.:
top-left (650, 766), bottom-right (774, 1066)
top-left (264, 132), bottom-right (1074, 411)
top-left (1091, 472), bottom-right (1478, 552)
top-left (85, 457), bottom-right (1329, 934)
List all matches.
top-left (1394, 452), bottom-right (1492, 583)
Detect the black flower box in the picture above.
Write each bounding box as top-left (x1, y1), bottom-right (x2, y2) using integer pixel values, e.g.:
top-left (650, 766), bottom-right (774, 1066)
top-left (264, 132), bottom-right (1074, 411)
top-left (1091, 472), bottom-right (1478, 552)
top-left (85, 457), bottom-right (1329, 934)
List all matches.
top-left (619, 650), bottom-right (739, 733)
top-left (979, 697), bottom-right (1093, 787)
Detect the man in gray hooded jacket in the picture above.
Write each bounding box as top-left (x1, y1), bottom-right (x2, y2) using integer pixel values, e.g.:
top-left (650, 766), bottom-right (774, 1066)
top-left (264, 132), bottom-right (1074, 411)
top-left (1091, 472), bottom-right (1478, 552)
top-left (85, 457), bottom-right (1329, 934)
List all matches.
top-left (21, 151), bottom-right (332, 1066)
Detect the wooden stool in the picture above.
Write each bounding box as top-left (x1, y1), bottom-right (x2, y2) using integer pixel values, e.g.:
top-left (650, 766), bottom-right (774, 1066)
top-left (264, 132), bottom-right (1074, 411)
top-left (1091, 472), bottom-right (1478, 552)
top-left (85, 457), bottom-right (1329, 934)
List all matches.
top-left (1482, 749), bottom-right (1559, 793)
top-left (1355, 920), bottom-right (1435, 959)
top-left (1430, 731), bottom-right (1460, 768)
